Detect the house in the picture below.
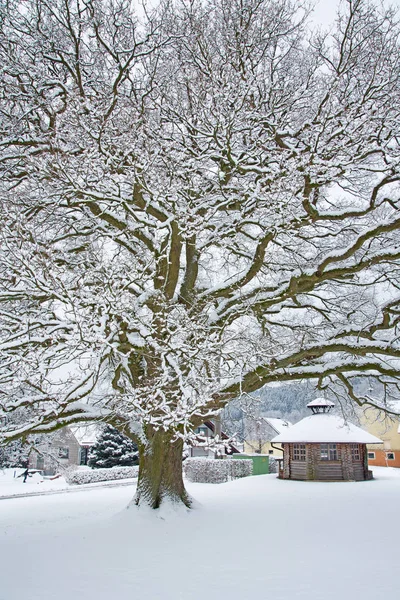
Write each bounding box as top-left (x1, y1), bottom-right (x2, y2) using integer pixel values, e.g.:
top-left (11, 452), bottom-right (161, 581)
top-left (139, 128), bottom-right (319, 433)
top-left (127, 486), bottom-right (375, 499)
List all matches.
top-left (271, 398), bottom-right (382, 481)
top-left (70, 425), bottom-right (99, 466)
top-left (28, 419), bottom-right (237, 470)
top-left (360, 405), bottom-right (400, 468)
top-left (189, 420), bottom-right (240, 458)
top-left (244, 416), bottom-right (292, 455)
top-left (28, 424), bottom-right (99, 475)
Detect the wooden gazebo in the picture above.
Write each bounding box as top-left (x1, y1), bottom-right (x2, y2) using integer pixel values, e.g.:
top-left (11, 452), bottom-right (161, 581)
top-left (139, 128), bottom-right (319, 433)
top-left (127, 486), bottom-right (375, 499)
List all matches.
top-left (271, 399), bottom-right (382, 481)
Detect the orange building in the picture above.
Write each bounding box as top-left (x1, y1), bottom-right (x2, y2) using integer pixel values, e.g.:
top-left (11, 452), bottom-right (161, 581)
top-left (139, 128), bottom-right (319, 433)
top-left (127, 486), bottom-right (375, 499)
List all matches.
top-left (361, 406), bottom-right (400, 468)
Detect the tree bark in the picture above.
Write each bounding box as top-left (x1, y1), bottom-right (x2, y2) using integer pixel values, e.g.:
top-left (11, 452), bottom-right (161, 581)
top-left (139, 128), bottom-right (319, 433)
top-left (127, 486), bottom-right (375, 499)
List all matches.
top-left (134, 428), bottom-right (191, 509)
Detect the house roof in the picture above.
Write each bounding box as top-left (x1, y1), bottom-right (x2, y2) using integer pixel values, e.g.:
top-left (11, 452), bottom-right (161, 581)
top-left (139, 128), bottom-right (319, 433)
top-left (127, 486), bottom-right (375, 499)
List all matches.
top-left (70, 425), bottom-right (99, 446)
top-left (264, 417), bottom-right (292, 434)
top-left (388, 400), bottom-right (400, 412)
top-left (203, 420), bottom-right (241, 453)
top-left (271, 413), bottom-right (382, 444)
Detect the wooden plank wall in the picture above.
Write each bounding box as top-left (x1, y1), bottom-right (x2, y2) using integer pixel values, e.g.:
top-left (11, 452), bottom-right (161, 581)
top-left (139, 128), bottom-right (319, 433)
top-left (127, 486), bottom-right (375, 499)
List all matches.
top-left (290, 461), bottom-right (307, 480)
top-left (281, 443), bottom-right (369, 481)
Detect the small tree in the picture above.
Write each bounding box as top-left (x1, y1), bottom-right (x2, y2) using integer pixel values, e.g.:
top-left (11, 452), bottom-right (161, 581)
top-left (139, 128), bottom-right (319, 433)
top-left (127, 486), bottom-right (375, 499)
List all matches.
top-left (88, 425), bottom-right (138, 469)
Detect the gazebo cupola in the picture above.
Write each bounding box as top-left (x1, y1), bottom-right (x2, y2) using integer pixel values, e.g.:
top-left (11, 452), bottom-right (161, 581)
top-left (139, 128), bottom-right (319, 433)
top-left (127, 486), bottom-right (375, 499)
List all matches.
top-left (306, 398), bottom-right (335, 414)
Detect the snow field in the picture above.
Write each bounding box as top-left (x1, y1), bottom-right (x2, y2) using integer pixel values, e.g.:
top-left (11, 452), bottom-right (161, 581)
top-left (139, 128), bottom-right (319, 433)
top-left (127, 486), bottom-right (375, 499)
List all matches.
top-left (0, 469), bottom-right (70, 497)
top-left (0, 467), bottom-right (399, 600)
top-left (0, 468), bottom-right (138, 499)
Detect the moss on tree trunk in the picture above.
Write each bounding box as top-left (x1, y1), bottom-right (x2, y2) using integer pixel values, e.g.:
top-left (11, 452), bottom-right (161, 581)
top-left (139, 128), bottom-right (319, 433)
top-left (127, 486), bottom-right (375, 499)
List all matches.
top-left (134, 428), bottom-right (191, 509)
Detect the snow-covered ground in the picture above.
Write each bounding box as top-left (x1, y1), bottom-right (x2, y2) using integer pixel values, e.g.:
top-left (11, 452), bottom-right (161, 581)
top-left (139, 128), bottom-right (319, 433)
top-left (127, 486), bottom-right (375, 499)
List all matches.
top-left (0, 468), bottom-right (136, 498)
top-left (0, 467), bottom-right (399, 600)
top-left (0, 468), bottom-right (70, 496)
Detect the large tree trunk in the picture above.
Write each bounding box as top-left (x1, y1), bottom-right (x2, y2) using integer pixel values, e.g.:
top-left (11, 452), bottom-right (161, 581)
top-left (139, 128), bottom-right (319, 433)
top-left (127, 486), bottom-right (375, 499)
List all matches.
top-left (134, 428), bottom-right (191, 509)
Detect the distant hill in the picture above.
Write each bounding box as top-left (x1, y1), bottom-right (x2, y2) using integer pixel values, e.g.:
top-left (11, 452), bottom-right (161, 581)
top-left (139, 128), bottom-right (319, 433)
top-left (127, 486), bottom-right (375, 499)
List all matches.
top-left (221, 381), bottom-right (318, 441)
top-left (221, 377), bottom-right (399, 443)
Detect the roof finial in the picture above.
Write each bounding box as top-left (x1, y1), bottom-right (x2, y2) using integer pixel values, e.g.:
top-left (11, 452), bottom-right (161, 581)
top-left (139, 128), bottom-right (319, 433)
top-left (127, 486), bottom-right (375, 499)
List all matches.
top-left (306, 398), bottom-right (335, 414)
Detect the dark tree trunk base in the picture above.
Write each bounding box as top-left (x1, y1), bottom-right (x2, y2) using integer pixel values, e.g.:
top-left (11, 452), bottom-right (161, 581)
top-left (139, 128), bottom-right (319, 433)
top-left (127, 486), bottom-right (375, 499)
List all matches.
top-left (134, 428), bottom-right (191, 509)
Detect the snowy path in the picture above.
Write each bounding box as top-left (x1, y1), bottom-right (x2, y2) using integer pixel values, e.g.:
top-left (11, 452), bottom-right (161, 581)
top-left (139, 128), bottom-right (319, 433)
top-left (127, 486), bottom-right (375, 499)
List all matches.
top-left (0, 468), bottom-right (399, 600)
top-left (0, 478), bottom-right (135, 501)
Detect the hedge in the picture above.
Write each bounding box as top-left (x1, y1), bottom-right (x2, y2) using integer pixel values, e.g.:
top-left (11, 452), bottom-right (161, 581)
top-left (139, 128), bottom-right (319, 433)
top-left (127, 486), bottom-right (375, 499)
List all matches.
top-left (65, 465), bottom-right (139, 485)
top-left (183, 458), bottom-right (252, 483)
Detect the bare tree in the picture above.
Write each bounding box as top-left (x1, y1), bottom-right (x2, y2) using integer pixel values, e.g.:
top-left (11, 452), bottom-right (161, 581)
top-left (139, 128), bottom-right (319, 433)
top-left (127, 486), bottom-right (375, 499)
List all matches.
top-left (1, 0), bottom-right (400, 508)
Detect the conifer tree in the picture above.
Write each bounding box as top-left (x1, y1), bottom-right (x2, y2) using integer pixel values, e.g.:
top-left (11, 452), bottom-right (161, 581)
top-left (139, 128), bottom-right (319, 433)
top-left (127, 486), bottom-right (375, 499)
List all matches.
top-left (88, 426), bottom-right (138, 469)
top-left (0, 440), bottom-right (30, 469)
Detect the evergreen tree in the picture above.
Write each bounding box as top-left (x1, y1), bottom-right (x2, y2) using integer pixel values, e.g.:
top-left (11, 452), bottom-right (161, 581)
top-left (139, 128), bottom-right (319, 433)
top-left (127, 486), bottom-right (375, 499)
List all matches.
top-left (0, 440), bottom-right (30, 469)
top-left (88, 426), bottom-right (138, 469)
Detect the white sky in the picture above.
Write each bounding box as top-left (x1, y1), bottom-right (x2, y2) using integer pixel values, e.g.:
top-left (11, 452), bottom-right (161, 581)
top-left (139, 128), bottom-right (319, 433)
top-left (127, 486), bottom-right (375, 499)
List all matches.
top-left (311, 0), bottom-right (339, 27)
top-left (312, 0), bottom-right (400, 27)
top-left (137, 0), bottom-right (400, 28)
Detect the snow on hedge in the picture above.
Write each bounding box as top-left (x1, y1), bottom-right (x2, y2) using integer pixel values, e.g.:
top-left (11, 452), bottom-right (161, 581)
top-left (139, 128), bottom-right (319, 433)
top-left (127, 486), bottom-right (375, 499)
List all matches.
top-left (183, 458), bottom-right (252, 484)
top-left (66, 466), bottom-right (139, 485)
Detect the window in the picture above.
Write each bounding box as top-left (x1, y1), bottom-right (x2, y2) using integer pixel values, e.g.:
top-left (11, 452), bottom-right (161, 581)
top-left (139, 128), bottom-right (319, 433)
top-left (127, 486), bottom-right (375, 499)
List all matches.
top-left (58, 447), bottom-right (69, 459)
top-left (386, 452), bottom-right (395, 460)
top-left (196, 426), bottom-right (209, 437)
top-left (268, 450), bottom-right (273, 455)
top-left (320, 444), bottom-right (338, 460)
top-left (367, 452), bottom-right (375, 460)
top-left (293, 444), bottom-right (306, 461)
top-left (350, 444), bottom-right (361, 461)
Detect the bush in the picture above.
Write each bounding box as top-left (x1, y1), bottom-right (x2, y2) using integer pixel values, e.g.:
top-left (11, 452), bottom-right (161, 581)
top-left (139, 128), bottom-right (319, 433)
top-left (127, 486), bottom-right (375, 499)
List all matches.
top-left (183, 458), bottom-right (252, 484)
top-left (229, 459), bottom-right (254, 479)
top-left (268, 457), bottom-right (278, 473)
top-left (0, 440), bottom-right (30, 468)
top-left (65, 465), bottom-right (139, 485)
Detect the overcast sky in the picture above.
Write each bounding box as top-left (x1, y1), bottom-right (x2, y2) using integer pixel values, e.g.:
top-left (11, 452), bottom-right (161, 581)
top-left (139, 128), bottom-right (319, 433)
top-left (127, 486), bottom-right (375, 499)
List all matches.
top-left (311, 0), bottom-right (339, 27)
top-left (311, 0), bottom-right (400, 27)
top-left (138, 0), bottom-right (400, 26)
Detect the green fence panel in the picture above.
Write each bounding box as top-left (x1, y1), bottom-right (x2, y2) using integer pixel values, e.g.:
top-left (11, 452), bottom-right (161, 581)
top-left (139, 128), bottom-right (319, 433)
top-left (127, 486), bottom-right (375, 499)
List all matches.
top-left (232, 453), bottom-right (270, 475)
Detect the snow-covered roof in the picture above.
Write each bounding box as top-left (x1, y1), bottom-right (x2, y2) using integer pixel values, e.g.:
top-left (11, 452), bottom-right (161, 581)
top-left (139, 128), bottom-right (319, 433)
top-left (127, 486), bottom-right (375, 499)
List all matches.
top-left (271, 414), bottom-right (382, 444)
top-left (387, 400), bottom-right (400, 414)
top-left (307, 398), bottom-right (335, 408)
top-left (264, 418), bottom-right (292, 434)
top-left (70, 425), bottom-right (99, 446)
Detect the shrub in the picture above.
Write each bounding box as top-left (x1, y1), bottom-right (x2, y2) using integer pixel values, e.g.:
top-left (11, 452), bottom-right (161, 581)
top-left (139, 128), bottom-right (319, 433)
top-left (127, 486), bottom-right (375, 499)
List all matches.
top-left (65, 465), bottom-right (139, 485)
top-left (229, 458), bottom-right (254, 479)
top-left (268, 457), bottom-right (278, 473)
top-left (0, 440), bottom-right (30, 468)
top-left (183, 458), bottom-right (252, 484)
